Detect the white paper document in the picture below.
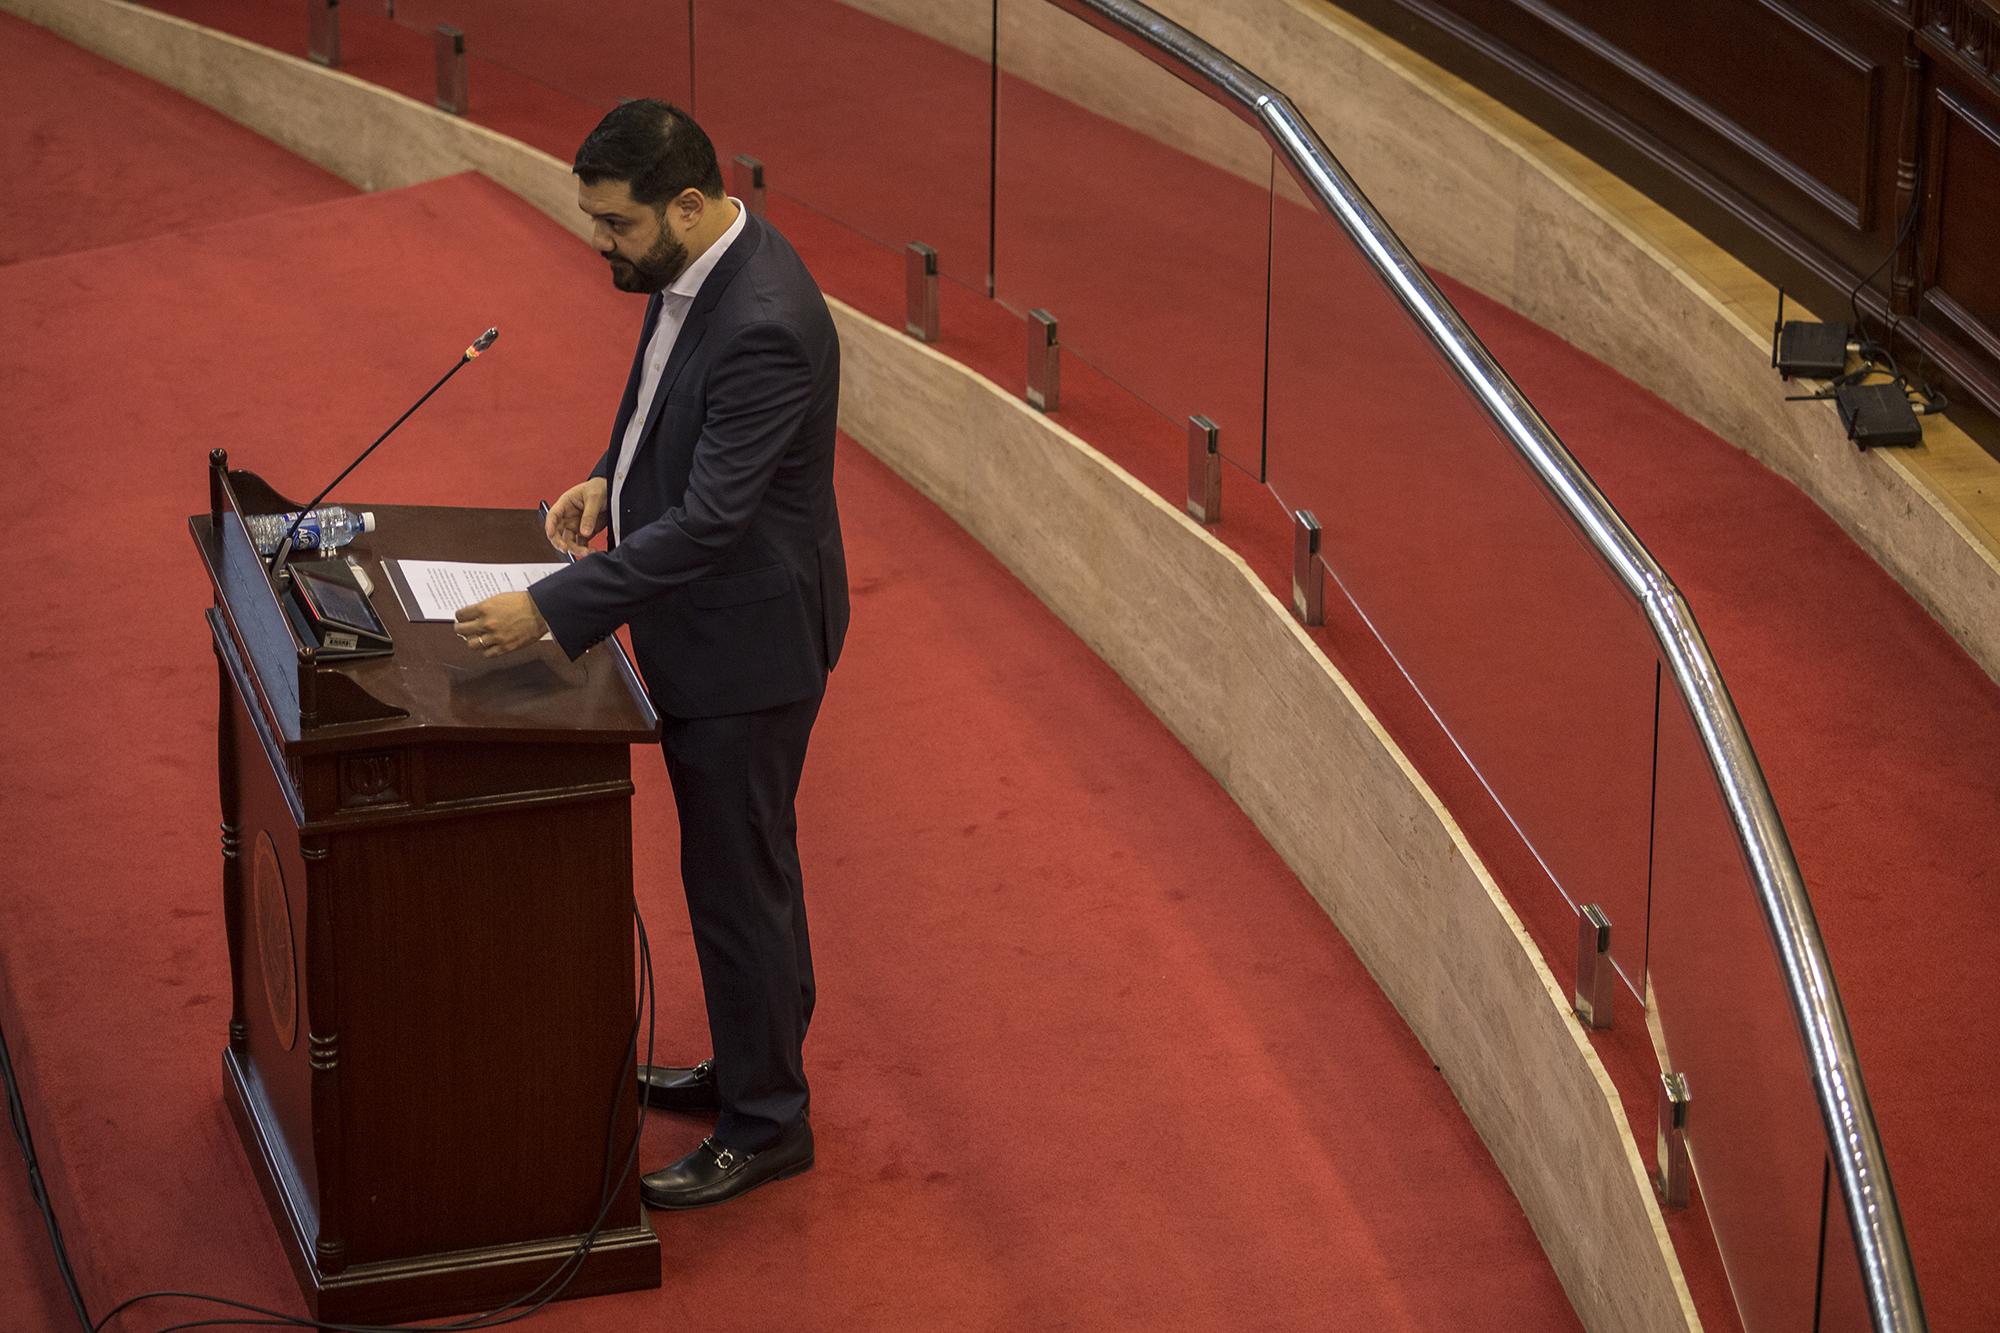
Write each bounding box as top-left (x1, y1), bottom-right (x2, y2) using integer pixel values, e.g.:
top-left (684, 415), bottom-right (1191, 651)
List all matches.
top-left (389, 560), bottom-right (568, 623)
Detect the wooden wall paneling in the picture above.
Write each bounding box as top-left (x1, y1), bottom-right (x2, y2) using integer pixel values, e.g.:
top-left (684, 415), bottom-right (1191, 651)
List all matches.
top-left (1505, 0), bottom-right (1884, 228)
top-left (1904, 3), bottom-right (2000, 409)
top-left (1383, 0), bottom-right (1898, 246)
top-left (1345, 0), bottom-right (1853, 370)
top-left (1921, 86), bottom-right (2000, 360)
top-left (1321, 0), bottom-right (2000, 403)
top-left (1319, 0), bottom-right (2000, 451)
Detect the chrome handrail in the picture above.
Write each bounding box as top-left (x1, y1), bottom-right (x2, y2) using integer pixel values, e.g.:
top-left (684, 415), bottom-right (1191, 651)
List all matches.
top-left (1040, 1), bottom-right (1924, 1328)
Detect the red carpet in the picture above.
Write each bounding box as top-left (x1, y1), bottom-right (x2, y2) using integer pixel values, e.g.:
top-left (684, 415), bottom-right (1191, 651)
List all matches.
top-left (120, 0), bottom-right (619, 164)
top-left (0, 32), bottom-right (1583, 1330)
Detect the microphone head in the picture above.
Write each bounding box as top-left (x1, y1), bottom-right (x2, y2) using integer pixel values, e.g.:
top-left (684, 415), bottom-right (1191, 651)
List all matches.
top-left (466, 327), bottom-right (499, 358)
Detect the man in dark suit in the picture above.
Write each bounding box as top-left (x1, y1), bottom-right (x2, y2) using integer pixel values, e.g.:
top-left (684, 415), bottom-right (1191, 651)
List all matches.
top-left (451, 100), bottom-right (847, 1210)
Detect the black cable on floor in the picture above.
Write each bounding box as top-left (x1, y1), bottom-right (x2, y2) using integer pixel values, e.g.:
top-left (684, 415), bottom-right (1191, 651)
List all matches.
top-left (1, 1013), bottom-right (95, 1330)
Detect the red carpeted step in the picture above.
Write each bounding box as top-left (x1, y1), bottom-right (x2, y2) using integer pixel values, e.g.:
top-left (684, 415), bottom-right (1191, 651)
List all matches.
top-left (0, 167), bottom-right (1581, 1328)
top-left (0, 13), bottom-right (354, 265)
top-left (129, 0), bottom-right (608, 162)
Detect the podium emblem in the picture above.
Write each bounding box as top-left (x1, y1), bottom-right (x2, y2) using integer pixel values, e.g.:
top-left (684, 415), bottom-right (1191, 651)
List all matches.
top-left (251, 831), bottom-right (298, 1050)
top-left (340, 751), bottom-right (403, 808)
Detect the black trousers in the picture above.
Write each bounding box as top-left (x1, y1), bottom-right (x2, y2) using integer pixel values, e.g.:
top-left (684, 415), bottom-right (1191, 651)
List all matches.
top-left (658, 684), bottom-right (823, 1151)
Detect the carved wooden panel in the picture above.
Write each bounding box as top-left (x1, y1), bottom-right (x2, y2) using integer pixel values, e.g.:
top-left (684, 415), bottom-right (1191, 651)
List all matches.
top-left (337, 749), bottom-right (404, 810)
top-left (1922, 0), bottom-right (2000, 83)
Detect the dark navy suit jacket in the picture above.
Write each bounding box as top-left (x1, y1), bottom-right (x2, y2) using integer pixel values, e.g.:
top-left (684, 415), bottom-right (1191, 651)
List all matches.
top-left (533, 212), bottom-right (849, 718)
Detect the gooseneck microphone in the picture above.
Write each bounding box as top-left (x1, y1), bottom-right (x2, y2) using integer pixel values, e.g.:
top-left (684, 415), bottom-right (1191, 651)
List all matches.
top-left (268, 326), bottom-right (500, 582)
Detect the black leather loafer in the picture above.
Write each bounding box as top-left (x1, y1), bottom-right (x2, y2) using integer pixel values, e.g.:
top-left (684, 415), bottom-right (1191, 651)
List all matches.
top-left (639, 1119), bottom-right (814, 1210)
top-left (637, 1059), bottom-right (718, 1113)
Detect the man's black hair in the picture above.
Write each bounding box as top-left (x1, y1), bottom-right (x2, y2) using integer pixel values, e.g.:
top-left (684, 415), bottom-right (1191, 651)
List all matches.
top-left (572, 99), bottom-right (724, 208)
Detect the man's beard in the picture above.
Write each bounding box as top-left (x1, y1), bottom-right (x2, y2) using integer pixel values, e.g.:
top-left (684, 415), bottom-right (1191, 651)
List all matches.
top-left (607, 225), bottom-right (687, 294)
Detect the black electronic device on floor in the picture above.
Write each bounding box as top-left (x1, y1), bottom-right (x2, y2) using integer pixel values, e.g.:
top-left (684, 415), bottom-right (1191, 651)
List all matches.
top-left (1834, 382), bottom-right (1925, 449)
top-left (1771, 288), bottom-right (1850, 380)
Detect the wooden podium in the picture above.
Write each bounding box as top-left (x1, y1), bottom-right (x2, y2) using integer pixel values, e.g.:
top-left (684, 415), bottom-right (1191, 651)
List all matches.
top-left (189, 451), bottom-right (662, 1322)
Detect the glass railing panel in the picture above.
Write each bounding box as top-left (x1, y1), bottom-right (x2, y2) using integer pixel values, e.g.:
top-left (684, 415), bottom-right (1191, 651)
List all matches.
top-left (1817, 1186), bottom-right (1874, 1333)
top-left (1649, 697), bottom-right (1832, 1332)
top-left (388, 4), bottom-right (455, 39)
top-left (127, 1), bottom-right (294, 53)
top-left (992, 0), bottom-right (1270, 478)
top-left (390, 0), bottom-right (693, 110)
top-left (1264, 164), bottom-right (1658, 985)
top-left (690, 0), bottom-right (993, 298)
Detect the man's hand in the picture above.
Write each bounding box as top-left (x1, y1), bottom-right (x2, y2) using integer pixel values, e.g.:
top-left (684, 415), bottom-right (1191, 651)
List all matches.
top-left (546, 476), bottom-right (609, 556)
top-left (454, 591), bottom-right (548, 658)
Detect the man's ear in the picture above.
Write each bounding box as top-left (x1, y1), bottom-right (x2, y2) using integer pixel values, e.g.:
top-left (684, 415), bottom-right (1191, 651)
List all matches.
top-left (670, 187), bottom-right (706, 230)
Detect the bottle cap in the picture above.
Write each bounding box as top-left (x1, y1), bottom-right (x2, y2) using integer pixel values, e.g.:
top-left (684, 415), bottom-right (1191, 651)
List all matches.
top-left (361, 511), bottom-right (377, 533)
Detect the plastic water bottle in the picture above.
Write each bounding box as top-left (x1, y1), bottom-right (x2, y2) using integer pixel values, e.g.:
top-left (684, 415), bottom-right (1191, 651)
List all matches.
top-left (244, 507), bottom-right (376, 556)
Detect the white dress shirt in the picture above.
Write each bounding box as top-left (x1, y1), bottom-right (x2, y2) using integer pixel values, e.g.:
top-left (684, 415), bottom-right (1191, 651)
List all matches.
top-left (609, 198), bottom-right (748, 543)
